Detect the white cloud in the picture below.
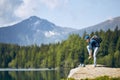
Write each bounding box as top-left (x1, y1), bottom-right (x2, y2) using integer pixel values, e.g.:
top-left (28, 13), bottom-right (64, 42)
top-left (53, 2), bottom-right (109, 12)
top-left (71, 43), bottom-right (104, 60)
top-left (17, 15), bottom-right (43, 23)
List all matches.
top-left (41, 0), bottom-right (59, 9)
top-left (0, 0), bottom-right (70, 27)
top-left (15, 0), bottom-right (70, 19)
top-left (14, 0), bottom-right (40, 19)
top-left (0, 0), bottom-right (22, 26)
top-left (40, 0), bottom-right (69, 9)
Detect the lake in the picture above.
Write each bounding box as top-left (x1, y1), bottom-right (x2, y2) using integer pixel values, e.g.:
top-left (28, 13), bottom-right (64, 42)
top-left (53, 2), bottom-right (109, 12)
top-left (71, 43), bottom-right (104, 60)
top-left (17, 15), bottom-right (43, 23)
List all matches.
top-left (0, 68), bottom-right (70, 80)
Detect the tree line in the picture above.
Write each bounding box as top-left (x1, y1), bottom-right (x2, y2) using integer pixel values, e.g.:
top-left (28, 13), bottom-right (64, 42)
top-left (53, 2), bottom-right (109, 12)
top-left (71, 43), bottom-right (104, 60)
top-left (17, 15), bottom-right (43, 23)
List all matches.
top-left (0, 26), bottom-right (120, 68)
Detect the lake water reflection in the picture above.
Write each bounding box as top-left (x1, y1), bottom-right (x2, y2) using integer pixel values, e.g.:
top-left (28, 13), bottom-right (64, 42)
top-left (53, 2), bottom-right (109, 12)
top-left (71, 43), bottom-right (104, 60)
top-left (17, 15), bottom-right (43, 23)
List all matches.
top-left (0, 68), bottom-right (70, 80)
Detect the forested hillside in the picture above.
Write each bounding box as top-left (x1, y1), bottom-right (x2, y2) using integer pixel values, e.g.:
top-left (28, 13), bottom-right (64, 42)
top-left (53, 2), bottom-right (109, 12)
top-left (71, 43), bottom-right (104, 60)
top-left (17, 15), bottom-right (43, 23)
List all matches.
top-left (0, 27), bottom-right (120, 68)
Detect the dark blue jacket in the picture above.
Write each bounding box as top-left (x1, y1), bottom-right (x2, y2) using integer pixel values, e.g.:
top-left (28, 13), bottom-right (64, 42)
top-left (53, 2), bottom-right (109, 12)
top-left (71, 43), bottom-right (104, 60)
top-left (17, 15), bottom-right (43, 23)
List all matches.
top-left (88, 39), bottom-right (100, 49)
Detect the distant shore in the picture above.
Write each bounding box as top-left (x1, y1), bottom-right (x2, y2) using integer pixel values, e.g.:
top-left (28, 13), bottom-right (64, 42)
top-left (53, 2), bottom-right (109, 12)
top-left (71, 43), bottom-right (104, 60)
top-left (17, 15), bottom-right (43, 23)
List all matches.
top-left (0, 68), bottom-right (57, 71)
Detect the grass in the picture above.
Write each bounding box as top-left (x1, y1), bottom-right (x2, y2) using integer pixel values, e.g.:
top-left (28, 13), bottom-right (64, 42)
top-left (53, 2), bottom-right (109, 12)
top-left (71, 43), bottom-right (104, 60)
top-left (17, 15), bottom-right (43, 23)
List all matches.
top-left (61, 78), bottom-right (75, 80)
top-left (82, 76), bottom-right (120, 80)
top-left (62, 76), bottom-right (120, 80)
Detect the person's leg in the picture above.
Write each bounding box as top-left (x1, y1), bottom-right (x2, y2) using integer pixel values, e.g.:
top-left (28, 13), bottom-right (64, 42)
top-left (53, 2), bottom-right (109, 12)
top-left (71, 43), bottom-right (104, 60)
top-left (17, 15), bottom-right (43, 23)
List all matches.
top-left (87, 45), bottom-right (92, 59)
top-left (87, 45), bottom-right (90, 54)
top-left (93, 47), bottom-right (99, 67)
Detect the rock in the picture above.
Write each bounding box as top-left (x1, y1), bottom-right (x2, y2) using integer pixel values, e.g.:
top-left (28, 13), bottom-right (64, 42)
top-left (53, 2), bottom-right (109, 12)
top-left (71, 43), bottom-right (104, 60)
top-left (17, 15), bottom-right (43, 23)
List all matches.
top-left (68, 64), bottom-right (120, 80)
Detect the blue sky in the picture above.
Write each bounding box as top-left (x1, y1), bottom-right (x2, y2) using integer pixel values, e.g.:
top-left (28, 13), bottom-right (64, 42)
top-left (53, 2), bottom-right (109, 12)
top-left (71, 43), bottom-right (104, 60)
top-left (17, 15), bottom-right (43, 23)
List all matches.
top-left (0, 0), bottom-right (120, 29)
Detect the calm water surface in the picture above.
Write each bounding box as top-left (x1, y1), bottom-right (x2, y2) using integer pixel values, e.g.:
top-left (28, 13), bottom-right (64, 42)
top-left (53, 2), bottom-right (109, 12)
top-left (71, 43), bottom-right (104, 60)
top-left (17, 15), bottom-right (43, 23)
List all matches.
top-left (0, 68), bottom-right (70, 80)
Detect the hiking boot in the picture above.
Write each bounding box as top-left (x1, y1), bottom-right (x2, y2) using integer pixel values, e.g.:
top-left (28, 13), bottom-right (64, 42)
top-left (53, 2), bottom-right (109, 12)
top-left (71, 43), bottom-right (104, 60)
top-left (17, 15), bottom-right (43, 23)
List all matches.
top-left (94, 65), bottom-right (96, 67)
top-left (88, 56), bottom-right (92, 60)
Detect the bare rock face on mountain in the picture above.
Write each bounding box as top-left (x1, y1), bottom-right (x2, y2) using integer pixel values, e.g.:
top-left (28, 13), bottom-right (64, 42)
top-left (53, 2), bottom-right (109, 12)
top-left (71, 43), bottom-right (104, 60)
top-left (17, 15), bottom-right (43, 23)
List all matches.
top-left (68, 65), bottom-right (120, 80)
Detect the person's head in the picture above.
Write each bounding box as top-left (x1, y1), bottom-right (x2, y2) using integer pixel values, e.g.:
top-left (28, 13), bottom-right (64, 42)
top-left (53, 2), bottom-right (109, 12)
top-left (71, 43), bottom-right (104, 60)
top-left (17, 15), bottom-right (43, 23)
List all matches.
top-left (85, 35), bottom-right (90, 43)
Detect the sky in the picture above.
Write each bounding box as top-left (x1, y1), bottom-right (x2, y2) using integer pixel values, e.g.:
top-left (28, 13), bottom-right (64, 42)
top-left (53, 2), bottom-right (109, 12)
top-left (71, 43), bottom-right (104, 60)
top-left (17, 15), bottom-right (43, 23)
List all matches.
top-left (0, 0), bottom-right (120, 29)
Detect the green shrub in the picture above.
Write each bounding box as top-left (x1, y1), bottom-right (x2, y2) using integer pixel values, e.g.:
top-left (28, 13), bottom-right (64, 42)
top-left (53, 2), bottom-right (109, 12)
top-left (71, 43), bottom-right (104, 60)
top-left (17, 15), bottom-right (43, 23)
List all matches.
top-left (61, 78), bottom-right (75, 80)
top-left (83, 76), bottom-right (120, 80)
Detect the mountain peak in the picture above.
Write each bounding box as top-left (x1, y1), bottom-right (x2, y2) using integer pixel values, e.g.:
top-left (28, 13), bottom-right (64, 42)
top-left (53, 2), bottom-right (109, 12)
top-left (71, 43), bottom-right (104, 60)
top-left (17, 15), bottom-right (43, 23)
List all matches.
top-left (29, 16), bottom-right (41, 20)
top-left (27, 16), bottom-right (42, 23)
top-left (0, 16), bottom-right (75, 45)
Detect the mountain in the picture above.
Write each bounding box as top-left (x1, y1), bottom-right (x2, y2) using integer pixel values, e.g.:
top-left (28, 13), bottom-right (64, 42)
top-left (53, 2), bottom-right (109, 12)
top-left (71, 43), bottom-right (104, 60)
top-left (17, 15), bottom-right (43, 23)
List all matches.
top-left (0, 16), bottom-right (120, 45)
top-left (74, 17), bottom-right (120, 36)
top-left (0, 16), bottom-right (76, 45)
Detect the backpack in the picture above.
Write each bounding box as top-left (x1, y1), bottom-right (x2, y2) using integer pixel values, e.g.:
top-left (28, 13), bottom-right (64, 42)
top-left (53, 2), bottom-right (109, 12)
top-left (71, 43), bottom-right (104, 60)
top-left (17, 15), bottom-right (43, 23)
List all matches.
top-left (91, 35), bottom-right (102, 44)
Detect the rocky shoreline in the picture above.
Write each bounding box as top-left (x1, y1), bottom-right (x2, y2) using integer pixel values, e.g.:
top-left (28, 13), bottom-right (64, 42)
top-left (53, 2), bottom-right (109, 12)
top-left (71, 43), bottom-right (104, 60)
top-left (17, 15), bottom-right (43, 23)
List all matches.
top-left (68, 65), bottom-right (120, 80)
